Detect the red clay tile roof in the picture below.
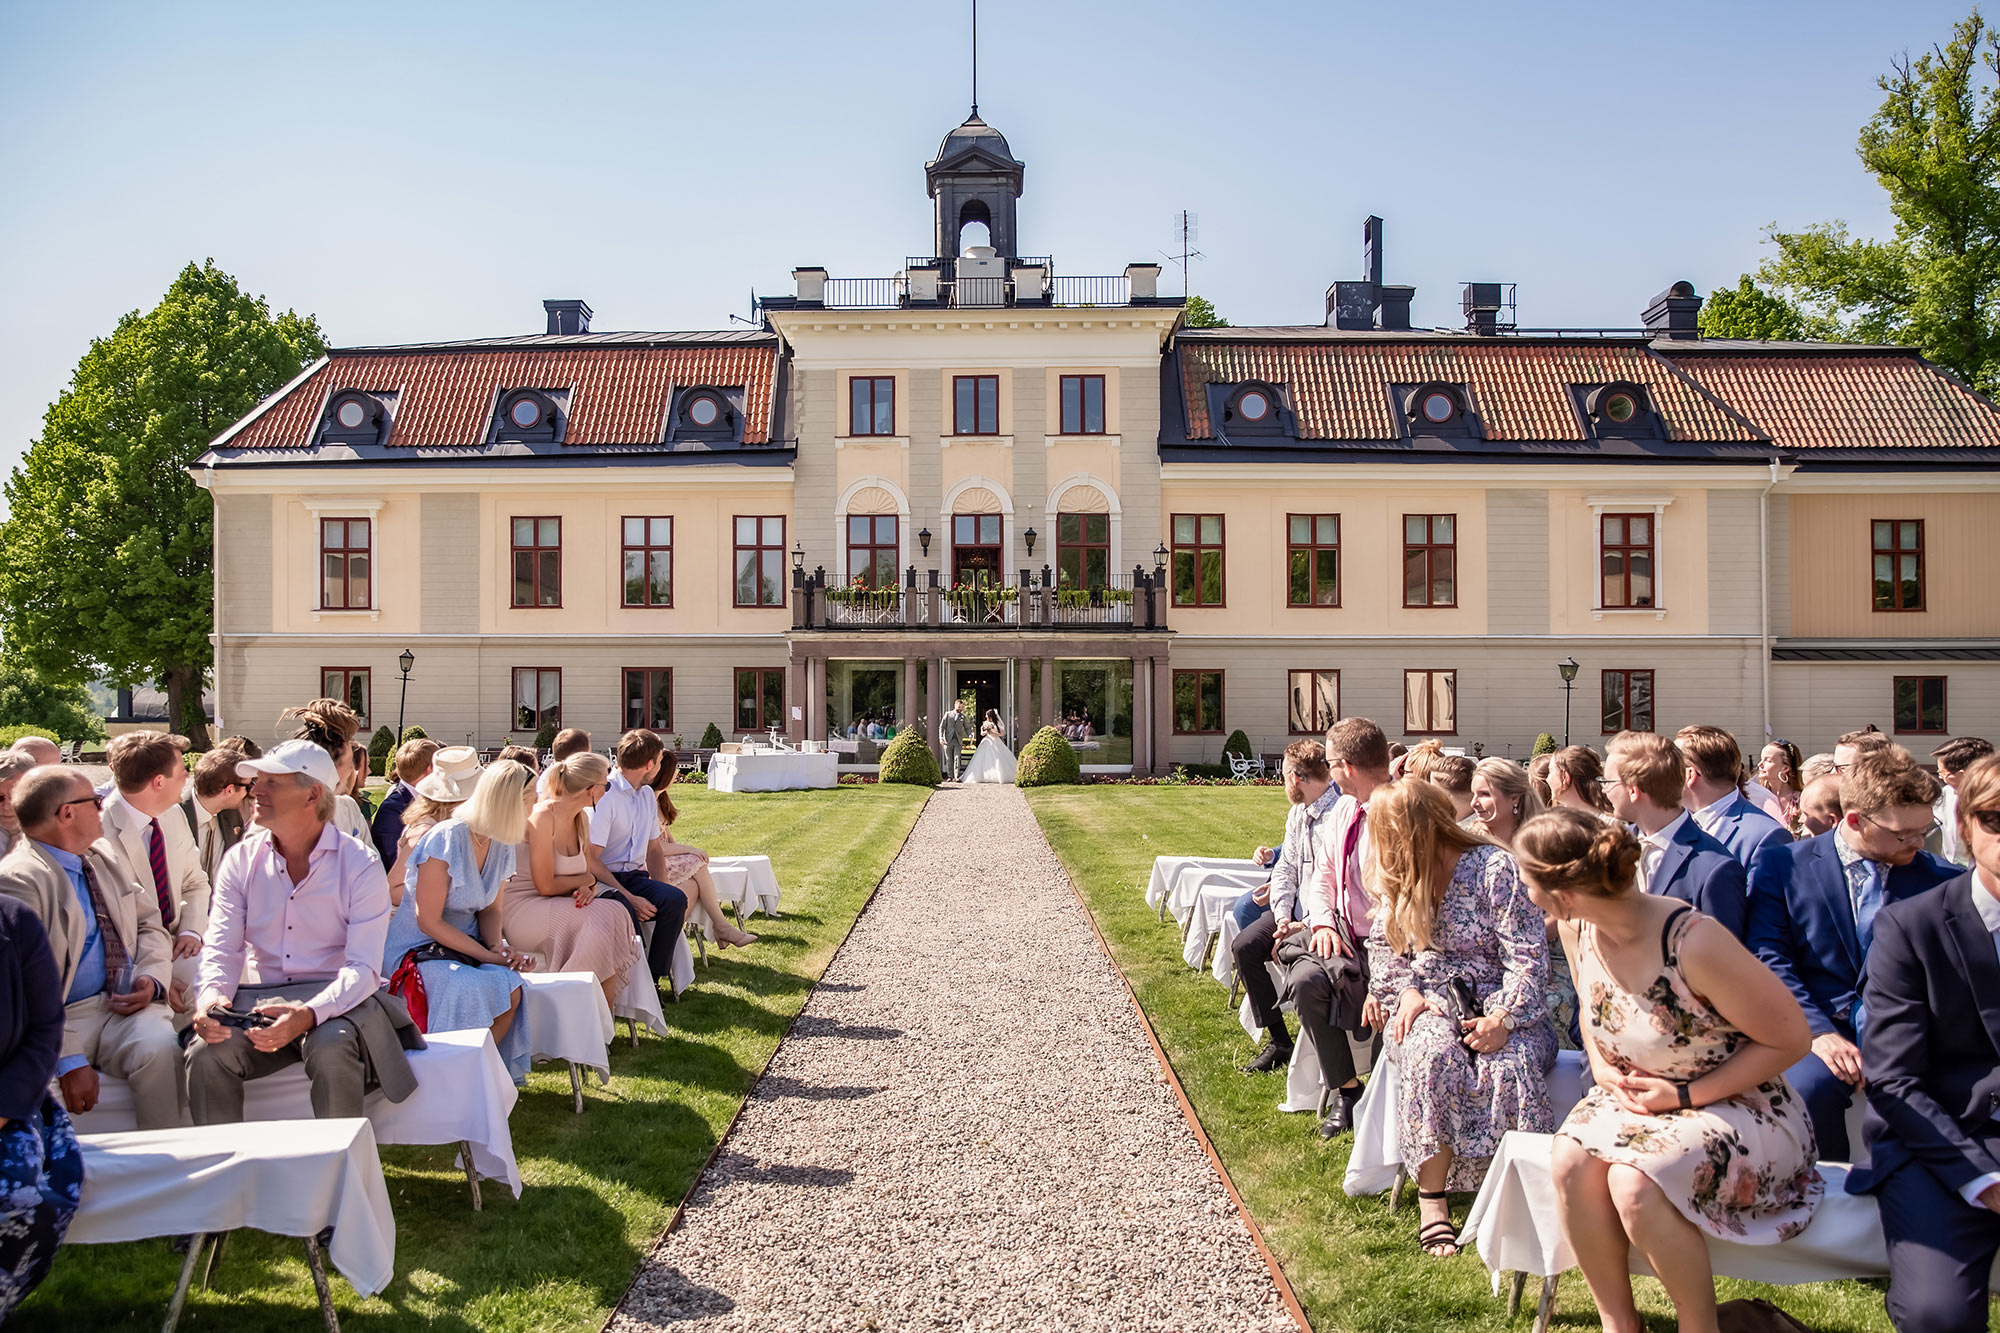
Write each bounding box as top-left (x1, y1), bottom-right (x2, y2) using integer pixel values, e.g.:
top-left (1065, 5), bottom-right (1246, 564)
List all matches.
top-left (1177, 336), bottom-right (1764, 443)
top-left (1662, 347), bottom-right (2000, 450)
top-left (221, 339), bottom-right (778, 448)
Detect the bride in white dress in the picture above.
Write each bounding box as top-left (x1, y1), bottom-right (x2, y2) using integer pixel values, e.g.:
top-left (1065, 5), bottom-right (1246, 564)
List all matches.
top-left (961, 709), bottom-right (1017, 784)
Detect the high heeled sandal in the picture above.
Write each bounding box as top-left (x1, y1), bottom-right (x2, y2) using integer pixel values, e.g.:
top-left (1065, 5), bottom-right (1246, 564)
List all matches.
top-left (1416, 1190), bottom-right (1460, 1257)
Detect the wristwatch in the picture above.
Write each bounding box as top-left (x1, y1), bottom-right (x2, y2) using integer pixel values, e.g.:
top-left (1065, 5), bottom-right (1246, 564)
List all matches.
top-left (1490, 1006), bottom-right (1516, 1032)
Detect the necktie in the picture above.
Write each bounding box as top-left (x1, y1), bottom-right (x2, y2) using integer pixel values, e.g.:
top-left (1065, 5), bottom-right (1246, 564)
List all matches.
top-left (146, 818), bottom-right (175, 929)
top-left (1336, 809), bottom-right (1367, 939)
top-left (78, 858), bottom-right (131, 993)
top-left (1851, 860), bottom-right (1886, 1035)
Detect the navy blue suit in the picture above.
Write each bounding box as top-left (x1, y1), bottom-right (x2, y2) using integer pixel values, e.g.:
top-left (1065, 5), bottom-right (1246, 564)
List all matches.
top-left (1699, 791), bottom-right (1791, 870)
top-left (1847, 876), bottom-right (2000, 1333)
top-left (370, 780), bottom-right (415, 868)
top-left (1747, 831), bottom-right (1959, 1159)
top-left (1650, 815), bottom-right (1749, 941)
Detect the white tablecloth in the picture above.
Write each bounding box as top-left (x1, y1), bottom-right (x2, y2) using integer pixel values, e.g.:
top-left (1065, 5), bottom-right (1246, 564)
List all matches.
top-left (70, 1028), bottom-right (522, 1195)
top-left (1181, 874), bottom-right (1265, 970)
top-left (1144, 855), bottom-right (1264, 917)
top-left (707, 751), bottom-right (838, 792)
top-left (1460, 1131), bottom-right (2000, 1292)
top-left (519, 971), bottom-right (615, 1081)
top-left (68, 1117), bottom-right (397, 1296)
top-left (709, 854), bottom-right (783, 917)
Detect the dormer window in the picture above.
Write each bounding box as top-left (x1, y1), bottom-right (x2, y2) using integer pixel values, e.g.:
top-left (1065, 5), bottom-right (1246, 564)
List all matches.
top-left (1207, 381), bottom-right (1294, 438)
top-left (1236, 389), bottom-right (1272, 423)
top-left (1580, 382), bottom-right (1659, 439)
top-left (494, 388), bottom-right (563, 444)
top-left (665, 386), bottom-right (744, 445)
top-left (688, 395), bottom-right (721, 427)
top-left (1418, 390), bottom-right (1458, 425)
top-left (317, 390), bottom-right (393, 447)
top-left (1398, 382), bottom-right (1481, 439)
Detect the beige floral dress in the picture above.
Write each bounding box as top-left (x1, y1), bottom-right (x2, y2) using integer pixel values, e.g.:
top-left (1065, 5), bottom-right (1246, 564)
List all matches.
top-left (1559, 907), bottom-right (1822, 1242)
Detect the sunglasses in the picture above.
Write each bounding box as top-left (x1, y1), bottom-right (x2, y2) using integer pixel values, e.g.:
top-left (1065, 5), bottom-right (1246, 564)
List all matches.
top-left (1970, 809), bottom-right (2000, 836)
top-left (61, 795), bottom-right (104, 812)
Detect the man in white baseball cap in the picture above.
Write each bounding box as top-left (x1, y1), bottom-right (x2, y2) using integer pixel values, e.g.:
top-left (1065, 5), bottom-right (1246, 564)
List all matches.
top-left (185, 739), bottom-right (424, 1123)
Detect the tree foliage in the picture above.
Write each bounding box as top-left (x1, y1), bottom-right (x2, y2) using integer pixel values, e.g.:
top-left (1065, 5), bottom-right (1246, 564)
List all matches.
top-left (1759, 10), bottom-right (2000, 388)
top-left (1698, 276), bottom-right (1816, 341)
top-left (1183, 295), bottom-right (1230, 328)
top-left (0, 659), bottom-right (101, 741)
top-left (0, 260), bottom-right (325, 738)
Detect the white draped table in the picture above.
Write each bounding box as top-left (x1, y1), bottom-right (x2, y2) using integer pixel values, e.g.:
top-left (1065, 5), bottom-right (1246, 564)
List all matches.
top-left (69, 1028), bottom-right (522, 1198)
top-left (1144, 855), bottom-right (1265, 922)
top-left (709, 854), bottom-right (783, 918)
top-left (69, 1116), bottom-right (398, 1306)
top-left (519, 971), bottom-right (615, 1104)
top-left (707, 751), bottom-right (838, 792)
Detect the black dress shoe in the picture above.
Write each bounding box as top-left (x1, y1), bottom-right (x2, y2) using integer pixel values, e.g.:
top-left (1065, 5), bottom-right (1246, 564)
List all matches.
top-left (1317, 1087), bottom-right (1362, 1139)
top-left (1239, 1043), bottom-right (1293, 1074)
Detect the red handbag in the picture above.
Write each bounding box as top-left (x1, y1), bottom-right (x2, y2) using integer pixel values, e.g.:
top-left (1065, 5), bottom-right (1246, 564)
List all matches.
top-left (386, 952), bottom-right (429, 1032)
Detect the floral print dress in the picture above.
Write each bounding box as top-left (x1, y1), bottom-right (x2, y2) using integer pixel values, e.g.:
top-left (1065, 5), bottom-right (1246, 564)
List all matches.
top-left (1559, 907), bottom-right (1822, 1242)
top-left (1368, 843), bottom-right (1558, 1192)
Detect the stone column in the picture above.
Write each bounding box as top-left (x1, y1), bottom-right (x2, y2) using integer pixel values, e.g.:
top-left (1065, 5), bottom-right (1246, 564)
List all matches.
top-left (902, 656), bottom-right (919, 734)
top-left (1153, 655), bottom-right (1173, 772)
top-left (1016, 655), bottom-right (1033, 743)
top-left (925, 656), bottom-right (943, 764)
top-left (1040, 655), bottom-right (1056, 728)
top-left (1134, 655), bottom-right (1151, 774)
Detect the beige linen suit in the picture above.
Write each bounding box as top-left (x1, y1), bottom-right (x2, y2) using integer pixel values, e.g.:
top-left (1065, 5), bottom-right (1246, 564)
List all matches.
top-left (0, 837), bottom-right (182, 1127)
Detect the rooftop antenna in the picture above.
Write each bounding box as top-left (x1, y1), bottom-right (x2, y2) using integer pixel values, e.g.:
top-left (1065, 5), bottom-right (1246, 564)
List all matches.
top-left (728, 287), bottom-right (761, 327)
top-left (1162, 210), bottom-right (1204, 299)
top-left (970, 0), bottom-right (979, 117)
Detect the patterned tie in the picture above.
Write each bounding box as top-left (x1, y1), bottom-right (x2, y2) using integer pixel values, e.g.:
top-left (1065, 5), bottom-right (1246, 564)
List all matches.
top-left (77, 857), bottom-right (131, 992)
top-left (1851, 860), bottom-right (1886, 1035)
top-left (146, 818), bottom-right (175, 930)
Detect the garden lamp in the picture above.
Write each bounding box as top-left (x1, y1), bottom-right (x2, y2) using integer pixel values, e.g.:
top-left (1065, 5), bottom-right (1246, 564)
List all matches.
top-left (1557, 657), bottom-right (1579, 746)
top-left (395, 649), bottom-right (415, 747)
top-left (918, 527), bottom-right (932, 556)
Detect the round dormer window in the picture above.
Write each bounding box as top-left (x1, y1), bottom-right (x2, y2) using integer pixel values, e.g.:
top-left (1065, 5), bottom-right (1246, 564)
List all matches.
top-left (688, 395), bottom-right (720, 427)
top-left (1421, 391), bottom-right (1457, 424)
top-left (335, 399), bottom-right (368, 429)
top-left (1603, 391), bottom-right (1638, 423)
top-left (1237, 389), bottom-right (1271, 422)
top-left (510, 397), bottom-right (542, 429)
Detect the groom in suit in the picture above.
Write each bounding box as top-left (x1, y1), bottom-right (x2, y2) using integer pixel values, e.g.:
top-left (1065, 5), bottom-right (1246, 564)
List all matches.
top-left (1748, 746), bottom-right (1958, 1162)
top-left (1847, 753), bottom-right (2000, 1333)
top-left (1603, 731), bottom-right (1748, 939)
top-left (938, 701), bottom-right (968, 782)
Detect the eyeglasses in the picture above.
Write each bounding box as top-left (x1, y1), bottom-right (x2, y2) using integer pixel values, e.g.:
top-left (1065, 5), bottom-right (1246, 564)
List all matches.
top-left (1593, 776), bottom-right (1622, 788)
top-left (1861, 813), bottom-right (1940, 844)
top-left (1968, 809), bottom-right (2000, 836)
top-left (61, 795), bottom-right (103, 812)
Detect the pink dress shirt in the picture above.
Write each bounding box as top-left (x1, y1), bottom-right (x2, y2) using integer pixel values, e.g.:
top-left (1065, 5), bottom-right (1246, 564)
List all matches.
top-left (1303, 793), bottom-right (1374, 945)
top-left (196, 821), bottom-right (392, 1025)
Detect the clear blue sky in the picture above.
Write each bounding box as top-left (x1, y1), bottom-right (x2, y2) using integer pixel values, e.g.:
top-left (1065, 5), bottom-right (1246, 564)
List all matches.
top-left (0, 0), bottom-right (1975, 487)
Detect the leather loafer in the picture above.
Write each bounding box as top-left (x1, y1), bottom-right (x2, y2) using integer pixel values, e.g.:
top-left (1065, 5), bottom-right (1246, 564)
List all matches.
top-left (1317, 1101), bottom-right (1353, 1139)
top-left (1239, 1043), bottom-right (1293, 1074)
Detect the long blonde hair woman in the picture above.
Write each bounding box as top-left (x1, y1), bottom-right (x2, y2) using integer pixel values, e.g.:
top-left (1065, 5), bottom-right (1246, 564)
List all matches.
top-left (501, 752), bottom-right (642, 1007)
top-left (1363, 778), bottom-right (1556, 1257)
top-left (1469, 758), bottom-right (1546, 850)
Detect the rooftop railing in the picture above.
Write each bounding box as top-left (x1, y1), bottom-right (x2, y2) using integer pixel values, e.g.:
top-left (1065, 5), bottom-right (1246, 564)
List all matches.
top-left (782, 261), bottom-right (1167, 311)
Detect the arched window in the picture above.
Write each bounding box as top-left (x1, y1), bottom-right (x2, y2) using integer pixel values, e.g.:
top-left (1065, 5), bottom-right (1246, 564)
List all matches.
top-left (957, 199), bottom-right (993, 255)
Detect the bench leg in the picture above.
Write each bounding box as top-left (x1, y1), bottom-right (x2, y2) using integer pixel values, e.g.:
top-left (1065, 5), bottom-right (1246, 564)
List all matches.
top-left (1390, 1165), bottom-right (1407, 1213)
top-left (1200, 930), bottom-right (1219, 972)
top-left (460, 1140), bottom-right (483, 1211)
top-left (1228, 974), bottom-right (1241, 1010)
top-left (303, 1232), bottom-right (341, 1333)
top-left (623, 1015), bottom-right (639, 1047)
top-left (569, 1062), bottom-right (584, 1114)
top-left (1316, 1085), bottom-right (1331, 1118)
top-left (1532, 1276), bottom-right (1558, 1333)
top-left (1506, 1271), bottom-right (1527, 1318)
top-left (1158, 895), bottom-right (1169, 923)
top-left (200, 1229), bottom-right (228, 1289)
top-left (163, 1231), bottom-right (210, 1332)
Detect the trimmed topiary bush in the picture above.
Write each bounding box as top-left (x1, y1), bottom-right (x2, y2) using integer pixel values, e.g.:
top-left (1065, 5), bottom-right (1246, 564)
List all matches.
top-left (878, 727), bottom-right (942, 787)
top-left (1016, 726), bottom-right (1081, 787)
top-left (698, 722), bottom-right (724, 750)
top-left (0, 724), bottom-right (58, 747)
top-left (1531, 731), bottom-right (1559, 758)
top-left (1220, 729), bottom-right (1254, 762)
top-left (534, 721), bottom-right (558, 751)
top-left (399, 725), bottom-right (428, 744)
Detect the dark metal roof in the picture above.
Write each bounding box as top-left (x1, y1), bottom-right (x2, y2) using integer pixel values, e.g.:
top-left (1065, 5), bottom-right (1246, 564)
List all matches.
top-left (1771, 641), bottom-right (2000, 662)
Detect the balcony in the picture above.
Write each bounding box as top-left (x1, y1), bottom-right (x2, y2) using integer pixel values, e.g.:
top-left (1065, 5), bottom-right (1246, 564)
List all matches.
top-left (776, 260), bottom-right (1177, 312)
top-left (794, 569), bottom-right (1168, 632)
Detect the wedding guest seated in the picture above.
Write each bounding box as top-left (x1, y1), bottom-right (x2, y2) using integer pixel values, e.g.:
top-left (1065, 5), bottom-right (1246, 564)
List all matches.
top-left (653, 760), bottom-right (756, 949)
top-left (0, 750), bottom-right (34, 858)
top-left (1848, 754), bottom-right (2000, 1333)
top-left (371, 737), bottom-right (438, 866)
top-left (1231, 742), bottom-right (1344, 1092)
top-left (214, 736), bottom-right (262, 759)
top-left (502, 752), bottom-right (640, 1007)
top-left (588, 730), bottom-right (689, 984)
top-left (0, 895), bottom-right (81, 1319)
top-left (1470, 759), bottom-right (1572, 1039)
top-left (1834, 726), bottom-right (1892, 775)
top-left (1401, 738), bottom-right (1445, 785)
top-left (1527, 753), bottom-right (1553, 807)
top-left (1548, 745), bottom-right (1614, 816)
top-left (8, 739), bottom-right (58, 769)
top-left (1364, 778), bottom-right (1556, 1256)
top-left (384, 760), bottom-right (535, 1083)
top-left (102, 732), bottom-right (210, 1023)
top-left (1798, 774), bottom-right (1843, 837)
top-left (1430, 754), bottom-right (1475, 822)
top-left (1748, 746), bottom-right (1957, 1161)
top-left (551, 729), bottom-right (592, 762)
top-left (342, 742), bottom-right (377, 824)
top-left (1604, 731), bottom-right (1748, 939)
top-left (284, 699), bottom-right (373, 847)
top-left (1800, 751), bottom-right (1838, 786)
top-left (1755, 739), bottom-right (1807, 835)
top-left (0, 767), bottom-right (179, 1128)
top-left (1522, 809), bottom-right (1820, 1333)
top-left (1676, 723), bottom-right (1791, 869)
top-left (191, 749), bottom-right (253, 882)
top-left (385, 746), bottom-right (477, 904)
top-left (1933, 736), bottom-right (1994, 868)
top-left (497, 744), bottom-right (538, 769)
top-left (187, 741), bottom-right (421, 1122)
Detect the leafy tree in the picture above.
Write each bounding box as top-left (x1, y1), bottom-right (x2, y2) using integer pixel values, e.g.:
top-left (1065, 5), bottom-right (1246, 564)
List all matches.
top-left (1698, 276), bottom-right (1815, 341)
top-left (0, 659), bottom-right (101, 741)
top-left (1183, 295), bottom-right (1230, 328)
top-left (1759, 10), bottom-right (2000, 389)
top-left (0, 261), bottom-right (325, 741)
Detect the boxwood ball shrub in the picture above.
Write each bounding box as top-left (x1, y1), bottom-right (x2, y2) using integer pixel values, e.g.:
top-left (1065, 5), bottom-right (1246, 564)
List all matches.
top-left (1531, 731), bottom-right (1559, 758)
top-left (878, 728), bottom-right (942, 787)
top-left (1220, 729), bottom-right (1253, 762)
top-left (698, 722), bottom-right (725, 751)
top-left (1016, 726), bottom-right (1081, 787)
top-left (399, 725), bottom-right (428, 744)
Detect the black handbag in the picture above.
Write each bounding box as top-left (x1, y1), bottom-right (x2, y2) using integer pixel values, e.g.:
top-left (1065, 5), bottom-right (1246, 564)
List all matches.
top-left (1441, 975), bottom-right (1484, 1054)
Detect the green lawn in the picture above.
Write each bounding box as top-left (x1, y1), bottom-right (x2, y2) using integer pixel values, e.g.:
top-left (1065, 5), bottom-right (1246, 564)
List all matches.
top-left (1025, 784), bottom-right (1895, 1333)
top-left (22, 781), bottom-right (931, 1332)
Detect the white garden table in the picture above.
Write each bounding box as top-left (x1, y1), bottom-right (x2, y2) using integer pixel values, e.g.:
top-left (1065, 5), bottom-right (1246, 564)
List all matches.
top-left (707, 751), bottom-right (837, 792)
top-left (519, 970), bottom-right (615, 1109)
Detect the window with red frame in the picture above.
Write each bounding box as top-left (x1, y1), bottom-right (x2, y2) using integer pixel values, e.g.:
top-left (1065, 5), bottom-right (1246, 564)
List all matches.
top-left (1872, 520), bottom-right (1924, 611)
top-left (320, 668), bottom-right (370, 729)
top-left (1172, 670), bottom-right (1224, 734)
top-left (512, 517), bottom-right (561, 607)
top-left (1171, 514), bottom-right (1225, 606)
top-left (1403, 514), bottom-right (1456, 607)
top-left (1601, 669), bottom-right (1655, 733)
top-left (847, 515), bottom-right (898, 589)
top-left (735, 667), bottom-right (785, 732)
top-left (952, 375), bottom-right (999, 435)
top-left (320, 518), bottom-right (370, 610)
top-left (1059, 375), bottom-right (1105, 434)
top-left (1893, 676), bottom-right (1946, 734)
top-left (512, 668), bottom-right (560, 732)
top-left (623, 668), bottom-right (673, 732)
top-left (733, 516), bottom-right (786, 607)
top-left (1601, 513), bottom-right (1656, 609)
top-left (1403, 669), bottom-right (1457, 734)
top-left (621, 517), bottom-right (673, 607)
top-left (850, 377), bottom-right (895, 435)
top-left (1287, 669), bottom-right (1339, 734)
top-left (1287, 514), bottom-right (1340, 606)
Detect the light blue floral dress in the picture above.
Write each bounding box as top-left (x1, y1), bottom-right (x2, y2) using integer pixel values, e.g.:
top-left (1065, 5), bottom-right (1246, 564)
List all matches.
top-left (384, 820), bottom-right (529, 1084)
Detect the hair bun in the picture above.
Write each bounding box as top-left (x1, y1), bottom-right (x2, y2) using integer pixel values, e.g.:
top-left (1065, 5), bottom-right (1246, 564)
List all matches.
top-left (1591, 820), bottom-right (1642, 886)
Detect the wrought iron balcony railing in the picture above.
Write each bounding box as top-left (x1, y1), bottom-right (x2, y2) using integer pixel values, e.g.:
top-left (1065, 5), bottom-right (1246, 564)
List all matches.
top-left (795, 568), bottom-right (1167, 632)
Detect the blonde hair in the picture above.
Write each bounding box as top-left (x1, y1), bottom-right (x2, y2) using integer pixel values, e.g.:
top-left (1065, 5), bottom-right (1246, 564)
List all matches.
top-left (1403, 738), bottom-right (1445, 783)
top-left (1473, 757), bottom-right (1546, 833)
top-left (1364, 778), bottom-right (1497, 955)
top-left (550, 751), bottom-right (610, 798)
top-left (460, 760), bottom-right (531, 845)
top-left (1514, 807), bottom-right (1642, 900)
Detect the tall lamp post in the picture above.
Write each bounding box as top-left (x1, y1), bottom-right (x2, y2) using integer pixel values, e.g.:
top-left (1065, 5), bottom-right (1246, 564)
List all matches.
top-left (396, 649), bottom-right (415, 746)
top-left (1557, 657), bottom-right (1579, 747)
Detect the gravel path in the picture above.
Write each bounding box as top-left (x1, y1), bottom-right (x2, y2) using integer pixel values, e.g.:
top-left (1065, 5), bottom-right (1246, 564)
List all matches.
top-left (610, 783), bottom-right (1297, 1333)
